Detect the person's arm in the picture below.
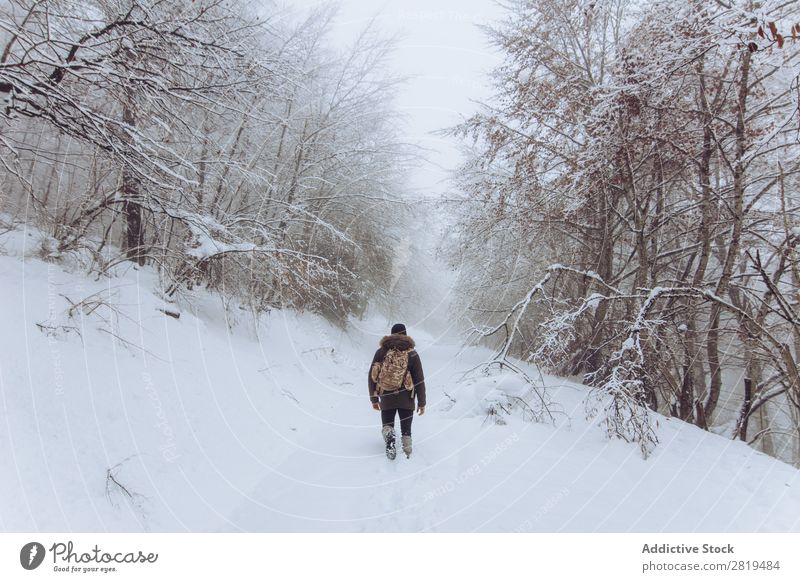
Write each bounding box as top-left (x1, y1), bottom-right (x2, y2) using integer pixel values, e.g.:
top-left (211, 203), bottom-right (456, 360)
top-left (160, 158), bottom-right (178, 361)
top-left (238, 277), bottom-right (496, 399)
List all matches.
top-left (409, 351), bottom-right (426, 411)
top-left (368, 348), bottom-right (382, 405)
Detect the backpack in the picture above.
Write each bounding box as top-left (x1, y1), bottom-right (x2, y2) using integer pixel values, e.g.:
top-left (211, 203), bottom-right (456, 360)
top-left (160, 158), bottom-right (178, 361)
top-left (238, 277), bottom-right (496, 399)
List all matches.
top-left (371, 348), bottom-right (415, 395)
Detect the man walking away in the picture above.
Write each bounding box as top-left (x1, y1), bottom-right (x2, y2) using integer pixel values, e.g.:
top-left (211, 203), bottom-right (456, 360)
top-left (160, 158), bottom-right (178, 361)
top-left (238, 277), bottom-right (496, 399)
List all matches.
top-left (368, 323), bottom-right (426, 459)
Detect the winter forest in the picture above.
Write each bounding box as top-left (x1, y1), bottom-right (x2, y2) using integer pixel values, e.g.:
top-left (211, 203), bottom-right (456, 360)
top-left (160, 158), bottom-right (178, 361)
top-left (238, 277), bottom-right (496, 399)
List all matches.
top-left (1, 0), bottom-right (800, 533)
top-left (448, 0), bottom-right (800, 464)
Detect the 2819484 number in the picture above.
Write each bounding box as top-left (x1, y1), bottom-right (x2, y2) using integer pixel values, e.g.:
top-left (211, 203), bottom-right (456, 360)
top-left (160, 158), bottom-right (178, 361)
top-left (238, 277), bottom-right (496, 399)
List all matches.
top-left (730, 561), bottom-right (780, 570)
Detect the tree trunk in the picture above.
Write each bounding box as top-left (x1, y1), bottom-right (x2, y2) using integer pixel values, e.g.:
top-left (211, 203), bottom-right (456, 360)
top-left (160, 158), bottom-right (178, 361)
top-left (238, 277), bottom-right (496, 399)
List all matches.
top-left (121, 90), bottom-right (145, 266)
top-left (585, 184), bottom-right (615, 374)
top-left (704, 48), bottom-right (752, 422)
top-left (737, 377), bottom-right (754, 441)
top-left (779, 165), bottom-right (800, 465)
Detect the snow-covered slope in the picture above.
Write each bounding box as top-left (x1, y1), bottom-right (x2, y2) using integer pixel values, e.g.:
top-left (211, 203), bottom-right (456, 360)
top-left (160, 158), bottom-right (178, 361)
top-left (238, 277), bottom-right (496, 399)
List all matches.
top-left (1, 227), bottom-right (799, 532)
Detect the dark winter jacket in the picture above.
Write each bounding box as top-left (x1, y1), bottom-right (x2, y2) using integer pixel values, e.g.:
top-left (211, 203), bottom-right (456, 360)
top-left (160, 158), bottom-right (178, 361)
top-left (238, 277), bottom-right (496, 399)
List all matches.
top-left (368, 334), bottom-right (426, 411)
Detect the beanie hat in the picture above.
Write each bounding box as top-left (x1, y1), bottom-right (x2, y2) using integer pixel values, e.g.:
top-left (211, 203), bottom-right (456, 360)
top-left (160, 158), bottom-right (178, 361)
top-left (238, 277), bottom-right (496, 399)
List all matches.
top-left (391, 323), bottom-right (407, 335)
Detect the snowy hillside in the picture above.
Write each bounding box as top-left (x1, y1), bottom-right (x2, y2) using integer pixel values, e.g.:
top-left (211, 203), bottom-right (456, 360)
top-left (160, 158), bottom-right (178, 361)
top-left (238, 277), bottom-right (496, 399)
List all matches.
top-left (1, 227), bottom-right (799, 533)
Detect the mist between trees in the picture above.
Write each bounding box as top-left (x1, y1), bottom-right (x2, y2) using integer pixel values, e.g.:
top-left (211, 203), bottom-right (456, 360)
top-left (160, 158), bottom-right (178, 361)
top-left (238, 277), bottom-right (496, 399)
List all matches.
top-left (444, 0), bottom-right (800, 464)
top-left (0, 0), bottom-right (426, 327)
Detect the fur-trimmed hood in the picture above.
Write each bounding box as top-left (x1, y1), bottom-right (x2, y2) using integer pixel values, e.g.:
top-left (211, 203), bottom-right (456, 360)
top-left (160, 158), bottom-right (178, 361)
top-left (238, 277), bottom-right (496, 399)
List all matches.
top-left (379, 333), bottom-right (415, 351)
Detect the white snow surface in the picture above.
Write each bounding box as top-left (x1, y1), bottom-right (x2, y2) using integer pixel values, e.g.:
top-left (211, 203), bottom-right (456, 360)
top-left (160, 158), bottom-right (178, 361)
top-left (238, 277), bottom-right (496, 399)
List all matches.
top-left (1, 229), bottom-right (799, 532)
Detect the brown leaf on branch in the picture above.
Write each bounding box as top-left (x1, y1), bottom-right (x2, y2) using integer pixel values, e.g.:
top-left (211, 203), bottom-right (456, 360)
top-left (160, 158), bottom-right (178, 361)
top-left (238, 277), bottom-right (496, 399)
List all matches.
top-left (768, 21), bottom-right (778, 38)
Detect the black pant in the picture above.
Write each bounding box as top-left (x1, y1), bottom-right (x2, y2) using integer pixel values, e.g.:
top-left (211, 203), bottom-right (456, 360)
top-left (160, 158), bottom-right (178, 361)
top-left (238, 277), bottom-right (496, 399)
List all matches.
top-left (381, 408), bottom-right (413, 436)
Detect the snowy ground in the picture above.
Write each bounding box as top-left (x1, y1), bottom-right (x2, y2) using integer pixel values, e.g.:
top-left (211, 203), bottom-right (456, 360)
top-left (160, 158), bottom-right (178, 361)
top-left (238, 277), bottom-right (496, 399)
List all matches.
top-left (1, 227), bottom-right (799, 532)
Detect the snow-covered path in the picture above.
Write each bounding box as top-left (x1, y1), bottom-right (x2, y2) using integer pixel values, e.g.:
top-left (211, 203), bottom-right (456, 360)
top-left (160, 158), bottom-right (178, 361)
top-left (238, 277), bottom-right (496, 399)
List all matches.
top-left (222, 325), bottom-right (800, 533)
top-left (1, 248), bottom-right (799, 532)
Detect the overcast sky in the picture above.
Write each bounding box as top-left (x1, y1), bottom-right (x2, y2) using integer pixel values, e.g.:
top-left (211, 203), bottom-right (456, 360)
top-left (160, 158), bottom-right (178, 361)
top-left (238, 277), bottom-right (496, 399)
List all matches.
top-left (279, 0), bottom-right (508, 198)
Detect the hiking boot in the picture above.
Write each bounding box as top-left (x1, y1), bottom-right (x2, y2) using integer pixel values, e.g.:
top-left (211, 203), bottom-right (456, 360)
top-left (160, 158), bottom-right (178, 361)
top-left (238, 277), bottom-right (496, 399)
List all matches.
top-left (401, 435), bottom-right (412, 458)
top-left (382, 425), bottom-right (396, 460)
